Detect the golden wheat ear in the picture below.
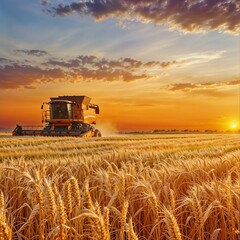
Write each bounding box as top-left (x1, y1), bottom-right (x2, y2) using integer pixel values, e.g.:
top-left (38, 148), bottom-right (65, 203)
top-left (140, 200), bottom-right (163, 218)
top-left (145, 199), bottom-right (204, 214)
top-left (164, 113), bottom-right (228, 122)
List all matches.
top-left (0, 190), bottom-right (12, 240)
top-left (163, 206), bottom-right (182, 240)
top-left (128, 217), bottom-right (138, 240)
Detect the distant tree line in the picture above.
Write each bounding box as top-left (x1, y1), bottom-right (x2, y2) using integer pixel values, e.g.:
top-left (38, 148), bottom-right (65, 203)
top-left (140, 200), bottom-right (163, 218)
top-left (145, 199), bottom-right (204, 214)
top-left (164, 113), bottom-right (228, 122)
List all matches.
top-left (120, 129), bottom-right (240, 134)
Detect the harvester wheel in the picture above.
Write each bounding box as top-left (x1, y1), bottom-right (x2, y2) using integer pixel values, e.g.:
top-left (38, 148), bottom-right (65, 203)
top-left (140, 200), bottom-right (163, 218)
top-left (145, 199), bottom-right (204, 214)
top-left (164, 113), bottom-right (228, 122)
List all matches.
top-left (93, 129), bottom-right (102, 137)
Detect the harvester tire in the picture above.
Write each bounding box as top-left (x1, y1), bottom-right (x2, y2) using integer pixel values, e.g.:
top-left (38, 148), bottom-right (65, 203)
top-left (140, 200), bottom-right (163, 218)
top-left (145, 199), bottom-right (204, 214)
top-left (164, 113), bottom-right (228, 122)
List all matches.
top-left (93, 129), bottom-right (102, 137)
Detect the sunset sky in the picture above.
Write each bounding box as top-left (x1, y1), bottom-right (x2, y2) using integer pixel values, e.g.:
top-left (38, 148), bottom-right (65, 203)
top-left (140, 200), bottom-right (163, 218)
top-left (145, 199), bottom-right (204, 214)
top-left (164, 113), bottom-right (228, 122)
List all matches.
top-left (0, 0), bottom-right (239, 131)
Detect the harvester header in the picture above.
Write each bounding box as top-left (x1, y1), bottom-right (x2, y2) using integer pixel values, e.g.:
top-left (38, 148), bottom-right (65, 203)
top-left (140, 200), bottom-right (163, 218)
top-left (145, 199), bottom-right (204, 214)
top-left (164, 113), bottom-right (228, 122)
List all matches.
top-left (13, 95), bottom-right (101, 137)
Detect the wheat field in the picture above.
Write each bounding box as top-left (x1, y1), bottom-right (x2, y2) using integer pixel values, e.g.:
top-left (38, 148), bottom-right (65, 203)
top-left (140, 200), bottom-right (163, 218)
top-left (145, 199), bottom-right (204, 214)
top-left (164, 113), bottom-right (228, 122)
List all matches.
top-left (0, 133), bottom-right (239, 240)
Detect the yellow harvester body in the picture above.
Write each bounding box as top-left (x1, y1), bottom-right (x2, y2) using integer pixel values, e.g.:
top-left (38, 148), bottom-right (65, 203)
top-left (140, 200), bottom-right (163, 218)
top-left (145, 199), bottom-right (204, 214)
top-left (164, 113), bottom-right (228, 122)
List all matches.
top-left (12, 96), bottom-right (101, 137)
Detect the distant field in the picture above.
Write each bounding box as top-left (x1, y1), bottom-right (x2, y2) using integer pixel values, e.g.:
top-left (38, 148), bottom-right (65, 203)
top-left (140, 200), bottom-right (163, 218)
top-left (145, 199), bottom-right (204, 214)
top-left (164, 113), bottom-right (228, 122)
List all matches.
top-left (0, 133), bottom-right (239, 239)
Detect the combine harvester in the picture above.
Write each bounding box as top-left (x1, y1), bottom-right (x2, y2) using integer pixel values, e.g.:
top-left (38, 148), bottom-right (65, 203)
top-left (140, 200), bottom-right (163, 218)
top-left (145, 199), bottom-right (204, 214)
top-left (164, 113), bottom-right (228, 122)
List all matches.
top-left (12, 95), bottom-right (102, 137)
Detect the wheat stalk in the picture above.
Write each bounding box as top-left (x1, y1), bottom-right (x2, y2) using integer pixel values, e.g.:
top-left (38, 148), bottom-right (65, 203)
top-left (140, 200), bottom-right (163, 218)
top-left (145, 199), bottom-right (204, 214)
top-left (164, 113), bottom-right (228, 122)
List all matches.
top-left (120, 200), bottom-right (129, 239)
top-left (45, 180), bottom-right (56, 219)
top-left (70, 177), bottom-right (81, 209)
top-left (84, 181), bottom-right (94, 210)
top-left (128, 217), bottom-right (138, 240)
top-left (169, 188), bottom-right (176, 210)
top-left (225, 174), bottom-right (235, 239)
top-left (64, 180), bottom-right (73, 216)
top-left (53, 194), bottom-right (68, 240)
top-left (103, 207), bottom-right (110, 238)
top-left (0, 191), bottom-right (12, 240)
top-left (163, 207), bottom-right (182, 240)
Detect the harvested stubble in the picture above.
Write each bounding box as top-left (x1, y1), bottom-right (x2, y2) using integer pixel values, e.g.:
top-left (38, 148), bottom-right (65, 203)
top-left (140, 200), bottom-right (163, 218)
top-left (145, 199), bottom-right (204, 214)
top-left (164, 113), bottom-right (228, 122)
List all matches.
top-left (0, 133), bottom-right (239, 239)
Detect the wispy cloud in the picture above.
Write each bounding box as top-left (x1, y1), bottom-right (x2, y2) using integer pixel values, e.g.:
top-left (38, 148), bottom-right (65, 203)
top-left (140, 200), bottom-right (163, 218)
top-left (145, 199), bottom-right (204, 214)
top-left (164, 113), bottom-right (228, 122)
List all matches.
top-left (167, 80), bottom-right (240, 91)
top-left (42, 0), bottom-right (240, 34)
top-left (0, 50), bottom-right (185, 89)
top-left (14, 49), bottom-right (48, 56)
top-left (164, 79), bottom-right (240, 97)
top-left (45, 56), bottom-right (184, 70)
top-left (179, 51), bottom-right (226, 65)
top-left (41, 0), bottom-right (49, 6)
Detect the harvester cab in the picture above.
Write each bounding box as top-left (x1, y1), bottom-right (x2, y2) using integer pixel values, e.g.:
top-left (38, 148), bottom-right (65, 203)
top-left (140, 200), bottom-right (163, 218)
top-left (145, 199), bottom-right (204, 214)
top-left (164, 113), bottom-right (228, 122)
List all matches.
top-left (13, 96), bottom-right (102, 137)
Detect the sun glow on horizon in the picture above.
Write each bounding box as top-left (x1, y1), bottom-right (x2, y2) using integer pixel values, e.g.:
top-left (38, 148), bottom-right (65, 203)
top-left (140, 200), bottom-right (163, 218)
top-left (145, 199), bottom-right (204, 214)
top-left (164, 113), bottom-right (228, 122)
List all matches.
top-left (231, 123), bottom-right (237, 129)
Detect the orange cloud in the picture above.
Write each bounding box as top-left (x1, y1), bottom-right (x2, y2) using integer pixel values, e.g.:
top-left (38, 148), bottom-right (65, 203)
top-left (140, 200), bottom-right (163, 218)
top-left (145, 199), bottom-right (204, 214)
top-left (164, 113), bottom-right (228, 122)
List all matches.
top-left (0, 50), bottom-right (184, 89)
top-left (0, 64), bottom-right (65, 89)
top-left (165, 80), bottom-right (240, 97)
top-left (167, 80), bottom-right (240, 91)
top-left (43, 0), bottom-right (240, 34)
